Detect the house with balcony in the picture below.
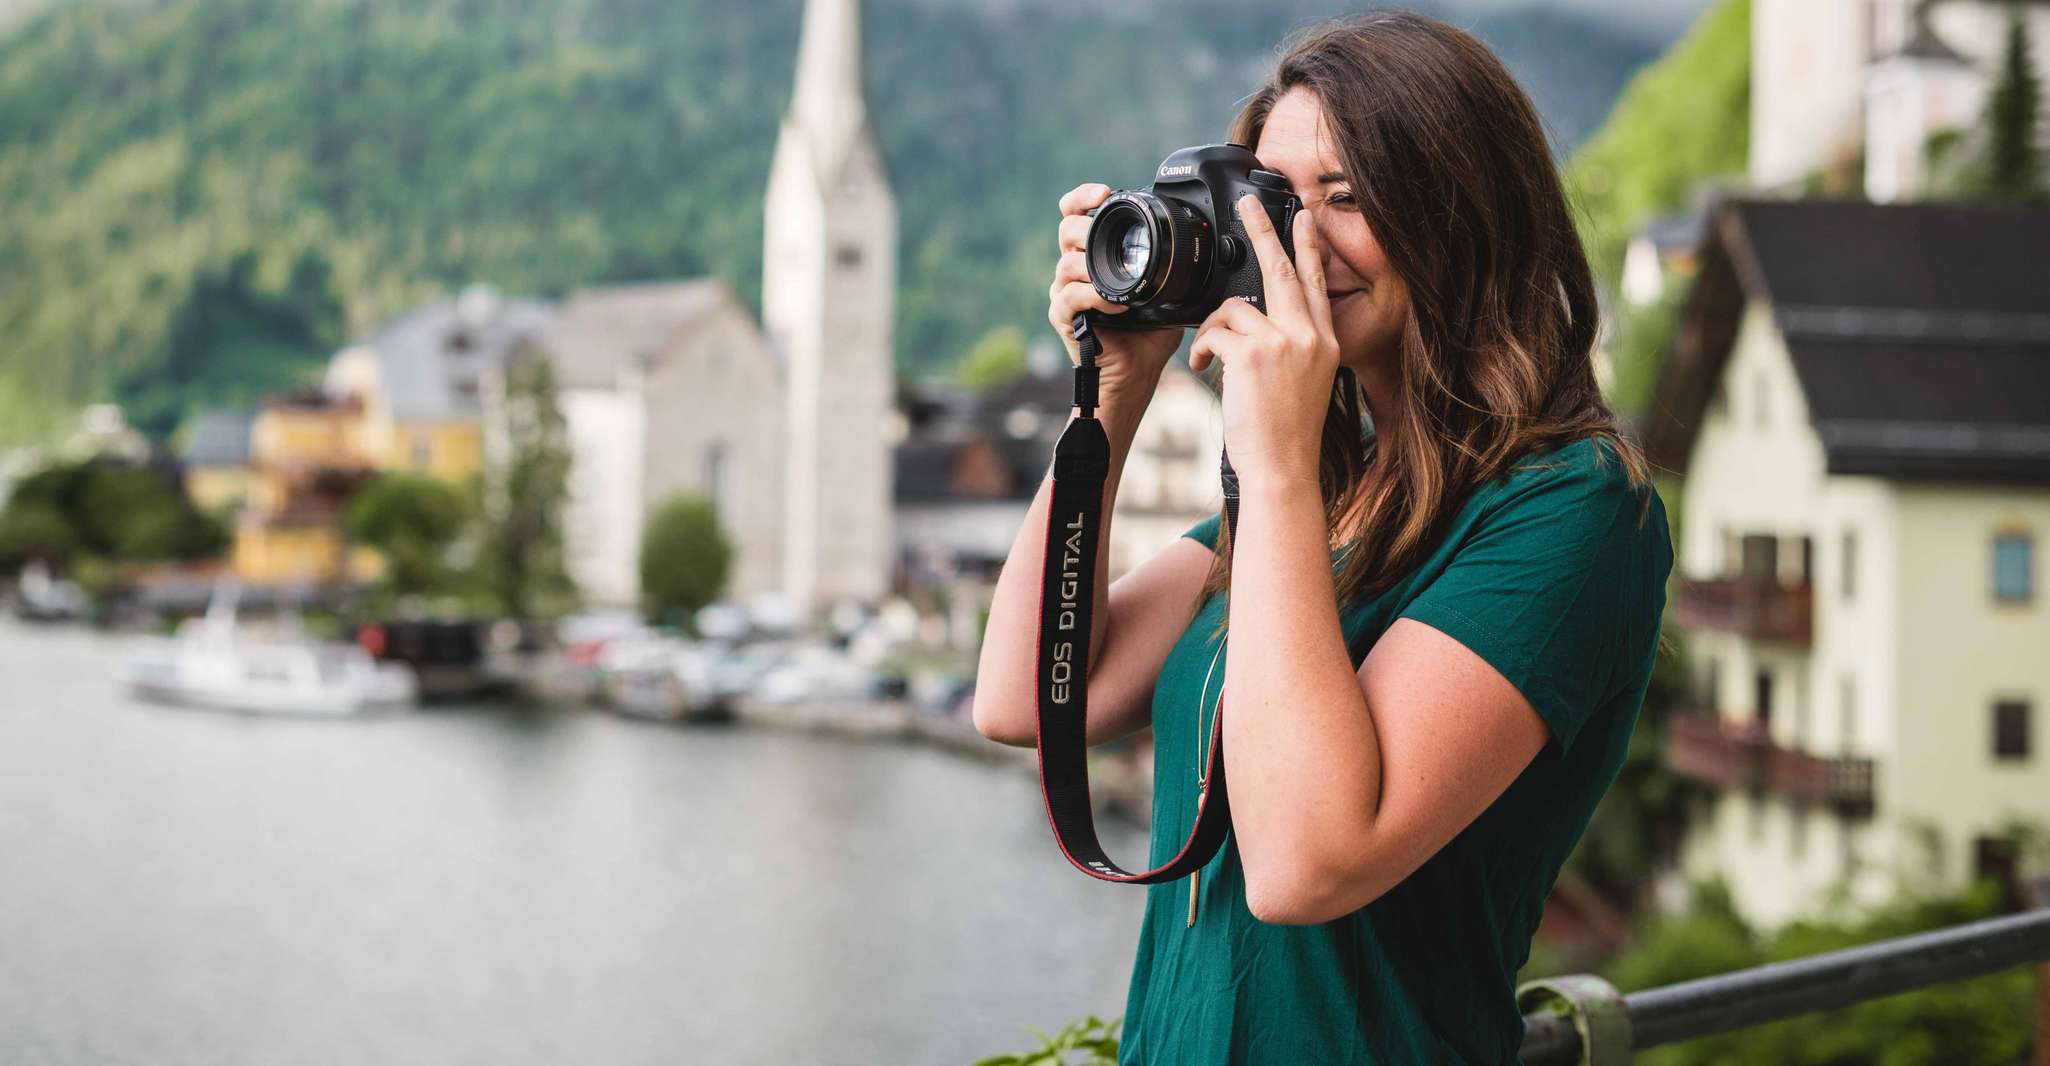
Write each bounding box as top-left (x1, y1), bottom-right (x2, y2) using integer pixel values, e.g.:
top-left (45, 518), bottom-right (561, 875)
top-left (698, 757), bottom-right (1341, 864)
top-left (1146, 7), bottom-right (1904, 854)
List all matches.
top-left (1645, 197), bottom-right (2050, 928)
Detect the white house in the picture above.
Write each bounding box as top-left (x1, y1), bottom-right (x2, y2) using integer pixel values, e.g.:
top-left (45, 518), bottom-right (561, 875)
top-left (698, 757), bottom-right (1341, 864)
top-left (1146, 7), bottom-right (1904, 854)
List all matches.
top-left (1107, 362), bottom-right (1227, 578)
top-left (1645, 197), bottom-right (2050, 928)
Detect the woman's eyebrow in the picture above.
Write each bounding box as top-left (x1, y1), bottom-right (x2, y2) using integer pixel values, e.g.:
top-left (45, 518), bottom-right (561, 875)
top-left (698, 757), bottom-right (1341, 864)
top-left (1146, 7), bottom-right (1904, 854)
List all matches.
top-left (1315, 170), bottom-right (1347, 185)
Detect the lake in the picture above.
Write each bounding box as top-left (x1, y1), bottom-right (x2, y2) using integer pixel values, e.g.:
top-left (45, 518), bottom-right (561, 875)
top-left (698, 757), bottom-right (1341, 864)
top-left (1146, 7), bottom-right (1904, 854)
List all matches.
top-left (0, 621), bottom-right (1147, 1065)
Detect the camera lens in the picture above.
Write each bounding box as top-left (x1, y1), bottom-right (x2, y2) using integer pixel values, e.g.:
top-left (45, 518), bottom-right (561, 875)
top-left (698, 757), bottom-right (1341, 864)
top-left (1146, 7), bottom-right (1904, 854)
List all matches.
top-left (1117, 223), bottom-right (1151, 279)
top-left (1085, 191), bottom-right (1207, 308)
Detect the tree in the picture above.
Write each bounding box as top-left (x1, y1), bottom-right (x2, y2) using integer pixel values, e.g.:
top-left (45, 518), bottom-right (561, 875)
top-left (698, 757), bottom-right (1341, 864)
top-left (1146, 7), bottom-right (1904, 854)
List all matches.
top-left (342, 472), bottom-right (467, 599)
top-left (0, 457), bottom-right (226, 575)
top-left (954, 325), bottom-right (1031, 393)
top-left (1977, 7), bottom-right (2044, 200)
top-left (114, 248), bottom-right (345, 442)
top-left (638, 494), bottom-right (733, 625)
top-left (478, 354), bottom-right (574, 621)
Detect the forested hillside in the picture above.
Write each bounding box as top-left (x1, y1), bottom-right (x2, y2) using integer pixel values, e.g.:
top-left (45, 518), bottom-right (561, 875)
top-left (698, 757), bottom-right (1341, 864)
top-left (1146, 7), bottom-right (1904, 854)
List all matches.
top-left (0, 0), bottom-right (1666, 441)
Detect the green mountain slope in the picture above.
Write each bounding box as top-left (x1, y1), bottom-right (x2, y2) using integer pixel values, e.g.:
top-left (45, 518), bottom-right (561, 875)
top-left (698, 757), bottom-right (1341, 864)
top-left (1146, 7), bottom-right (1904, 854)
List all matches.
top-left (1566, 0), bottom-right (1750, 286)
top-left (0, 0), bottom-right (1666, 441)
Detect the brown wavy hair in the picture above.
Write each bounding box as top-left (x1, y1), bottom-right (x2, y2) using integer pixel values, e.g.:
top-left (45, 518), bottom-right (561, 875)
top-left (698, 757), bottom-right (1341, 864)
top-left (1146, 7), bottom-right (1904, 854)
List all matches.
top-left (1200, 9), bottom-right (1650, 621)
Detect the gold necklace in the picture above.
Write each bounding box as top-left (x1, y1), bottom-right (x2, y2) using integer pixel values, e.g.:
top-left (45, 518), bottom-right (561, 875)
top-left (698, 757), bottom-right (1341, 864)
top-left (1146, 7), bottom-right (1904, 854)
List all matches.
top-left (1187, 634), bottom-right (1225, 928)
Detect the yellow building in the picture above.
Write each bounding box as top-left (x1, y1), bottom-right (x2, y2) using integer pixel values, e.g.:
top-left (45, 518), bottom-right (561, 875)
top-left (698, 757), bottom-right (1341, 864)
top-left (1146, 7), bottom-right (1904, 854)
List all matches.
top-left (180, 286), bottom-right (553, 588)
top-left (325, 284), bottom-right (553, 487)
top-left (229, 391), bottom-right (379, 587)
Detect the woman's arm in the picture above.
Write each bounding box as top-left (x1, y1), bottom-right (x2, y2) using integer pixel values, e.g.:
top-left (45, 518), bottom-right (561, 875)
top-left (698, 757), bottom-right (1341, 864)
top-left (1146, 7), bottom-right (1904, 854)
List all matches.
top-left (1220, 475), bottom-right (1548, 924)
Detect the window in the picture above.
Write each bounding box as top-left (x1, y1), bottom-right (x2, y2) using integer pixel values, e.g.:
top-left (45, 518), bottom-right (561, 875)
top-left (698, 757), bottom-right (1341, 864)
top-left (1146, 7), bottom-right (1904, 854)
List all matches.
top-left (1841, 531), bottom-right (1857, 602)
top-left (411, 435), bottom-right (432, 469)
top-left (1993, 700), bottom-right (2031, 761)
top-left (1755, 669), bottom-right (1775, 730)
top-left (834, 244), bottom-right (864, 269)
top-left (703, 442), bottom-right (730, 517)
top-left (1993, 533), bottom-right (2033, 603)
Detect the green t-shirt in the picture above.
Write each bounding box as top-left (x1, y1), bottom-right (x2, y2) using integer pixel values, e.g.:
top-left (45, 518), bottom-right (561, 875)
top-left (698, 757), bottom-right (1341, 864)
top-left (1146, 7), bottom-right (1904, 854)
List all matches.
top-left (1118, 436), bottom-right (1672, 1065)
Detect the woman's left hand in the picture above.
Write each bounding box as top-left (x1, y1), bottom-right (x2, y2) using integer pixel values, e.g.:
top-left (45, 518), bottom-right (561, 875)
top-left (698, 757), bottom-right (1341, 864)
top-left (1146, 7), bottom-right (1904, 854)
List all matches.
top-left (1189, 194), bottom-right (1340, 490)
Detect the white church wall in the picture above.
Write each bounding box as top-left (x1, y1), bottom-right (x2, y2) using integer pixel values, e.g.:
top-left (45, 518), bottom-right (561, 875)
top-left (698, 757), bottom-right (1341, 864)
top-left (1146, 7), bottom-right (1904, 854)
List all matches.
top-left (561, 388), bottom-right (646, 607)
top-left (639, 297), bottom-right (788, 601)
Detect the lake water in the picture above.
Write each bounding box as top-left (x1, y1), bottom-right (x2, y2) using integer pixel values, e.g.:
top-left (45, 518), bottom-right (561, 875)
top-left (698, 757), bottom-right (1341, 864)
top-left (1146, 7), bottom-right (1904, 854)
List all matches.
top-left (0, 622), bottom-right (1147, 1065)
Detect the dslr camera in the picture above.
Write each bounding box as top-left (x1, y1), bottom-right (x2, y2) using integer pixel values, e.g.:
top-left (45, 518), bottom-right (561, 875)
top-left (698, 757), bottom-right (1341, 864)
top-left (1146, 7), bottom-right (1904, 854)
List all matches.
top-left (1085, 143), bottom-right (1302, 328)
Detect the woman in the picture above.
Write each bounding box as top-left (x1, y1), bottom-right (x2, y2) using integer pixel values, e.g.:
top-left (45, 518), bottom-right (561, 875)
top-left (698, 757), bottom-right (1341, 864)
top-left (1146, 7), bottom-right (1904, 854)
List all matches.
top-left (973, 11), bottom-right (1672, 1064)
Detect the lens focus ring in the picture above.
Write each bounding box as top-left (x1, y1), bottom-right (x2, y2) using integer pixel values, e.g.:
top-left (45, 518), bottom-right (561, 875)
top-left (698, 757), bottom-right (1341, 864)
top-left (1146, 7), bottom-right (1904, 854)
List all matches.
top-left (1086, 191), bottom-right (1209, 307)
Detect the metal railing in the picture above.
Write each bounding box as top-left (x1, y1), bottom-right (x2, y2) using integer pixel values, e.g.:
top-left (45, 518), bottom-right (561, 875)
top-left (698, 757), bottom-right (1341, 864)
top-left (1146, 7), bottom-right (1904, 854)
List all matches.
top-left (1517, 907), bottom-right (2050, 1065)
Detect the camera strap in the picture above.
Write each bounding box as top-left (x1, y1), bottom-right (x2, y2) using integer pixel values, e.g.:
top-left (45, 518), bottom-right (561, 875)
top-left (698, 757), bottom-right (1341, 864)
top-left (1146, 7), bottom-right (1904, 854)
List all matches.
top-left (1034, 313), bottom-right (1234, 884)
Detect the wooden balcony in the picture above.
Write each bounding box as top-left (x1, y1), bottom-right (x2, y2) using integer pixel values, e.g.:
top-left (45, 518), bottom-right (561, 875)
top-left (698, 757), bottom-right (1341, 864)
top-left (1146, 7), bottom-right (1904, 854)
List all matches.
top-left (1664, 712), bottom-right (1874, 816)
top-left (1673, 577), bottom-right (1814, 645)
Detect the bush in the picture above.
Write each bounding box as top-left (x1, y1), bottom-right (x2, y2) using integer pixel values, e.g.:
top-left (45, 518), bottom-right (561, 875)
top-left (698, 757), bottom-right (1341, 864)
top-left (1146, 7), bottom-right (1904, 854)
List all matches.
top-left (638, 494), bottom-right (733, 626)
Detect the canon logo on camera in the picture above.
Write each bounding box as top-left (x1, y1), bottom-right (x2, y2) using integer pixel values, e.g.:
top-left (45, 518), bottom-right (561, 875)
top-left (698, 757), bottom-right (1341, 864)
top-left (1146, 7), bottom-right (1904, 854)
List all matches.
top-left (1157, 164), bottom-right (1195, 177)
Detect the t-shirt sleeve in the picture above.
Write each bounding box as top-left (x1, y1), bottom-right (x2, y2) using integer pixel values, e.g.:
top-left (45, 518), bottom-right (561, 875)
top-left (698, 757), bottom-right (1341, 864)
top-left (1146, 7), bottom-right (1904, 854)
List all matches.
top-left (1181, 511), bottom-right (1224, 551)
top-left (1396, 445), bottom-right (1671, 757)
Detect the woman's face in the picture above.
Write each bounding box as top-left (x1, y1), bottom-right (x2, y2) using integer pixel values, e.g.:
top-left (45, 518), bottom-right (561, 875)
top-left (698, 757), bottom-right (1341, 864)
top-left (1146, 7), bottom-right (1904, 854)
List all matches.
top-left (1251, 87), bottom-right (1408, 376)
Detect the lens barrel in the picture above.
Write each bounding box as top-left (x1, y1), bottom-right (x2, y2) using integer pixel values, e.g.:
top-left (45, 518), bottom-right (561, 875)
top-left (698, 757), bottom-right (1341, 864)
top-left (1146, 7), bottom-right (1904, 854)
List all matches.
top-left (1086, 191), bottom-right (1208, 308)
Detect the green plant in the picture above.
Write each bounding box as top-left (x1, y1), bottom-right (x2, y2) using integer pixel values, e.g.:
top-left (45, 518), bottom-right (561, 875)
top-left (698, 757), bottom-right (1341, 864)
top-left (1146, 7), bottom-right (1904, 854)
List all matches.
top-left (954, 324), bottom-right (1030, 394)
top-left (638, 494), bottom-right (732, 626)
top-left (974, 1014), bottom-right (1121, 1066)
top-left (1978, 6), bottom-right (2044, 200)
top-left (478, 356), bottom-right (575, 620)
top-left (342, 471), bottom-right (468, 599)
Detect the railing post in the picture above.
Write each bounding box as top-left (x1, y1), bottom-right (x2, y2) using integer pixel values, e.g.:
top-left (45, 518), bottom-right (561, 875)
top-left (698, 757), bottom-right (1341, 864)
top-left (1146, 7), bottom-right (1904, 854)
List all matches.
top-left (1517, 974), bottom-right (1633, 1065)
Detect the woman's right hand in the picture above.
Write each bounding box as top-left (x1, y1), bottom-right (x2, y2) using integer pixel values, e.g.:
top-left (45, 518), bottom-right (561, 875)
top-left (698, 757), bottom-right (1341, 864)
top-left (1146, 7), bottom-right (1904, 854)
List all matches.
top-left (1048, 183), bottom-right (1183, 401)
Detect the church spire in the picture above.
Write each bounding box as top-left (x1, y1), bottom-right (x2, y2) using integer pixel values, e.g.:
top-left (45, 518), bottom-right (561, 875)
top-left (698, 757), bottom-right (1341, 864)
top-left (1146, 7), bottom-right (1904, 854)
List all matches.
top-left (789, 0), bottom-right (870, 183)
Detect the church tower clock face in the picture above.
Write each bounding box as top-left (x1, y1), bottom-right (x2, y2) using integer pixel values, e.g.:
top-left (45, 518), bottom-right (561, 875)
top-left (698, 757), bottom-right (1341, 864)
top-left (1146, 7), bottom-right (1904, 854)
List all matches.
top-left (763, 0), bottom-right (897, 622)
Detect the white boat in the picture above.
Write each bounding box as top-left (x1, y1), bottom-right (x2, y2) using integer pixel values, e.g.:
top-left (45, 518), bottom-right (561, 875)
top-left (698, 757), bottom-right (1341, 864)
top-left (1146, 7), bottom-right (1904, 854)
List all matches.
top-left (597, 635), bottom-right (726, 721)
top-left (122, 587), bottom-right (416, 716)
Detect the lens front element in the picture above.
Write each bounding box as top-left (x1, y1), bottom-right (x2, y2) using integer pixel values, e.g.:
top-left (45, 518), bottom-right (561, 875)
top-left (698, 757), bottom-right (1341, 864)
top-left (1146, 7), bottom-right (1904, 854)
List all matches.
top-left (1117, 223), bottom-right (1151, 280)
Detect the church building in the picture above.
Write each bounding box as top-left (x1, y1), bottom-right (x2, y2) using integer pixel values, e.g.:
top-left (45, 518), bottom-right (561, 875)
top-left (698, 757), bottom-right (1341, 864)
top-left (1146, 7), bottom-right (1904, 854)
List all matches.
top-left (487, 0), bottom-right (898, 623)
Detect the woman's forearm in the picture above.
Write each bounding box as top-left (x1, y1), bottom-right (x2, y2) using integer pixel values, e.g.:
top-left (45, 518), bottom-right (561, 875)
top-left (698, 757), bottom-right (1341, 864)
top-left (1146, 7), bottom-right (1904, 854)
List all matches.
top-left (1220, 474), bottom-right (1383, 920)
top-left (971, 386), bottom-right (1152, 745)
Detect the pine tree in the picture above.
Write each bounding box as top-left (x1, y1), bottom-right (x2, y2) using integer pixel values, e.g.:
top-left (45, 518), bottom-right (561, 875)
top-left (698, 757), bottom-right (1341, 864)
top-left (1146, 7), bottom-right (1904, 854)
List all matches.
top-left (479, 355), bottom-right (575, 624)
top-left (1981, 6), bottom-right (2044, 199)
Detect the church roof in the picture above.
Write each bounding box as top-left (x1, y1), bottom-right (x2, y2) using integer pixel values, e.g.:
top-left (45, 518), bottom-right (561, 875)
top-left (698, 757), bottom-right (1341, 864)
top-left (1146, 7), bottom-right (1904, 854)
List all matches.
top-left (1646, 197), bottom-right (2050, 483)
top-left (529, 279), bottom-right (738, 389)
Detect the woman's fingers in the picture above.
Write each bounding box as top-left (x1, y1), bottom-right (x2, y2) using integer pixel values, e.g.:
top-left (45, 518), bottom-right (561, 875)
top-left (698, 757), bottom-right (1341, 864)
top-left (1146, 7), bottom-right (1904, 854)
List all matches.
top-left (1237, 194), bottom-right (1308, 325)
top-left (1058, 213), bottom-right (1093, 253)
top-left (1293, 210), bottom-right (1335, 339)
top-left (1195, 295), bottom-right (1269, 339)
top-left (1189, 322), bottom-right (1251, 373)
top-left (1059, 182), bottom-right (1111, 217)
top-left (1049, 279), bottom-right (1126, 325)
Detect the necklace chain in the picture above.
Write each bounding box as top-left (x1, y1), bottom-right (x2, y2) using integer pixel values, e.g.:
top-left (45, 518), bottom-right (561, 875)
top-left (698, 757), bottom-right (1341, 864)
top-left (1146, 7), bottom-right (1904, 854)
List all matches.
top-left (1193, 636), bottom-right (1225, 790)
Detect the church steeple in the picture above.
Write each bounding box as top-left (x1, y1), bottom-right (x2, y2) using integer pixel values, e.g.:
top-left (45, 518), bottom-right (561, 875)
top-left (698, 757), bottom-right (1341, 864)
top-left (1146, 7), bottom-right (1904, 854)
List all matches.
top-left (790, 0), bottom-right (870, 184)
top-left (763, 0), bottom-right (897, 622)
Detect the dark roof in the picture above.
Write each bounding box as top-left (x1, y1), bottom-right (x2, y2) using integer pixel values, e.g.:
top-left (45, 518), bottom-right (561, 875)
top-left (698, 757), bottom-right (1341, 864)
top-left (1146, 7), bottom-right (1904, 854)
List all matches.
top-left (1646, 198), bottom-right (2050, 483)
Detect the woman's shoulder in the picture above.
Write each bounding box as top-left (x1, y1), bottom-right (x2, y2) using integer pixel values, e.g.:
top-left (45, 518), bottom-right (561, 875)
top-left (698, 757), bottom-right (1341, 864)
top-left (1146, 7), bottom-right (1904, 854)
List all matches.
top-left (1465, 435), bottom-right (1669, 551)
top-left (1491, 435), bottom-right (1651, 509)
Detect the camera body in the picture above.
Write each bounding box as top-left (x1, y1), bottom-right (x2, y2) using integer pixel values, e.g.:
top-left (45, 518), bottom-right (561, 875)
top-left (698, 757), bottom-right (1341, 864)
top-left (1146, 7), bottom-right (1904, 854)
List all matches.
top-left (1084, 143), bottom-right (1301, 328)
